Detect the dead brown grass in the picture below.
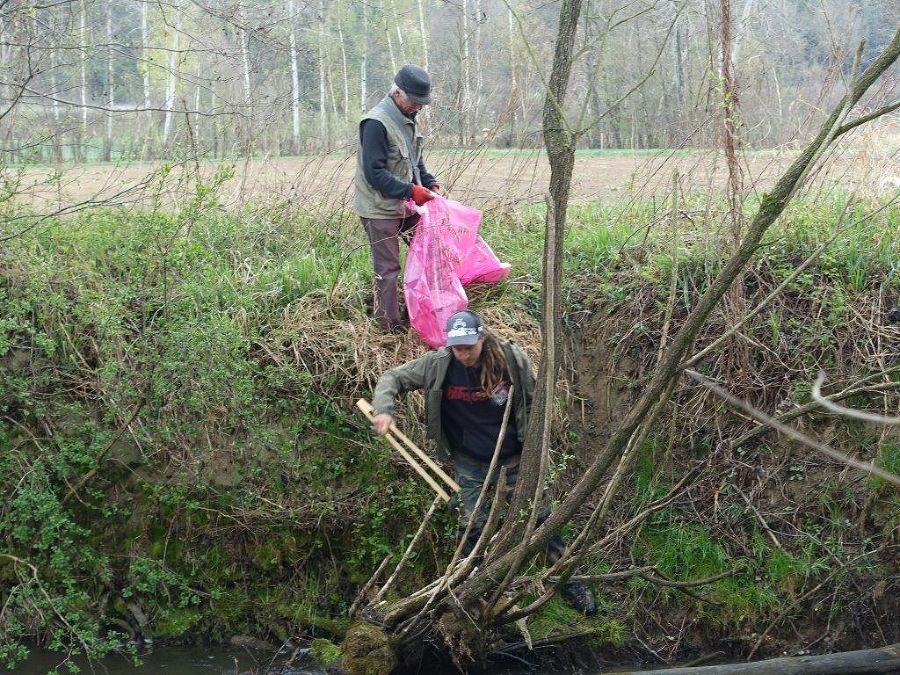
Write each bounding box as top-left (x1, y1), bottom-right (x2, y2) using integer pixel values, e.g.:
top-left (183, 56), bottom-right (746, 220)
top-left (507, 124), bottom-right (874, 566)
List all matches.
top-left (12, 151), bottom-right (806, 214)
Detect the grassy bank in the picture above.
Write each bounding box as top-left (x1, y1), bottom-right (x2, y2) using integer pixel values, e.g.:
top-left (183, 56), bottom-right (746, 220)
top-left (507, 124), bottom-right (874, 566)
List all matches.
top-left (0, 187), bottom-right (897, 670)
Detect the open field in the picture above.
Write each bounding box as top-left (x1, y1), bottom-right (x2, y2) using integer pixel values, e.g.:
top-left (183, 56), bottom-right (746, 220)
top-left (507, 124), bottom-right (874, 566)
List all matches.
top-left (9, 147), bottom-right (891, 215)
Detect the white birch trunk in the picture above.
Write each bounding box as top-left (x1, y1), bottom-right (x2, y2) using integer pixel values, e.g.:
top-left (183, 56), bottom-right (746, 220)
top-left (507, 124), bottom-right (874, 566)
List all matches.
top-left (140, 0), bottom-right (151, 157)
top-left (141, 0), bottom-right (150, 110)
top-left (507, 7), bottom-right (516, 138)
top-left (328, 47), bottom-right (339, 119)
top-left (730, 0), bottom-right (756, 65)
top-left (105, 0), bottom-right (114, 161)
top-left (461, 0), bottom-right (471, 142)
top-left (288, 0), bottom-right (301, 152)
top-left (48, 13), bottom-right (62, 161)
top-left (474, 0), bottom-right (482, 110)
top-left (382, 0), bottom-right (396, 74)
top-left (338, 16), bottom-right (349, 122)
top-left (194, 79), bottom-right (201, 146)
top-left (361, 1), bottom-right (368, 112)
top-left (325, 8), bottom-right (338, 121)
top-left (210, 89), bottom-right (219, 157)
top-left (389, 0), bottom-right (407, 63)
top-left (80, 0), bottom-right (88, 150)
top-left (318, 0), bottom-right (328, 147)
top-left (50, 47), bottom-right (60, 123)
top-left (161, 4), bottom-right (182, 146)
top-left (416, 0), bottom-right (428, 71)
top-left (238, 6), bottom-right (252, 154)
top-left (240, 30), bottom-right (251, 104)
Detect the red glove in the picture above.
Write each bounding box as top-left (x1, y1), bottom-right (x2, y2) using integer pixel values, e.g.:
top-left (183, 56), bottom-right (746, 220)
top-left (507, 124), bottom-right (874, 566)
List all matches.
top-left (411, 184), bottom-right (435, 206)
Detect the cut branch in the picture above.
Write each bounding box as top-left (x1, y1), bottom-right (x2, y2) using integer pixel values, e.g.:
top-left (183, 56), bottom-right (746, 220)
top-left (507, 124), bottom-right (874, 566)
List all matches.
top-left (685, 369), bottom-right (900, 487)
top-left (811, 372), bottom-right (900, 426)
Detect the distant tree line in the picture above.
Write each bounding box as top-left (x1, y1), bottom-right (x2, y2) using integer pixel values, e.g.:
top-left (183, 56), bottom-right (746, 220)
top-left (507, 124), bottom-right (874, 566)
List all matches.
top-left (0, 0), bottom-right (897, 163)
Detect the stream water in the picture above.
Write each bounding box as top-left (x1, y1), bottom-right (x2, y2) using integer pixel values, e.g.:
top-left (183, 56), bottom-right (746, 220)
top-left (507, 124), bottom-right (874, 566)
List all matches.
top-left (3, 646), bottom-right (326, 675)
top-left (6, 644), bottom-right (660, 674)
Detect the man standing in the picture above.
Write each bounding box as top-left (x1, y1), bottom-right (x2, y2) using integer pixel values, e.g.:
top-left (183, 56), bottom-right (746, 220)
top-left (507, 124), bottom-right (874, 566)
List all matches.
top-left (370, 310), bottom-right (597, 615)
top-left (354, 64), bottom-right (442, 332)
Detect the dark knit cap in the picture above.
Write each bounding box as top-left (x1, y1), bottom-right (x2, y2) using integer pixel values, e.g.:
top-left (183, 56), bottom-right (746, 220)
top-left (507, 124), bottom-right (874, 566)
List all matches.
top-left (394, 65), bottom-right (432, 105)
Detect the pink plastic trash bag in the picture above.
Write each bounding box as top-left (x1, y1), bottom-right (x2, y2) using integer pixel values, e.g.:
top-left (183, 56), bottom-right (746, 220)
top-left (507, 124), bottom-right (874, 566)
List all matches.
top-left (404, 196), bottom-right (510, 348)
top-left (457, 236), bottom-right (511, 284)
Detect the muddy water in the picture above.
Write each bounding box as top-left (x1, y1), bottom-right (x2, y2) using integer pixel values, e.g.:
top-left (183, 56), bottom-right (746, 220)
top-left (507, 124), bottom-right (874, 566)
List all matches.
top-left (4, 644), bottom-right (658, 674)
top-left (3, 645), bottom-right (325, 675)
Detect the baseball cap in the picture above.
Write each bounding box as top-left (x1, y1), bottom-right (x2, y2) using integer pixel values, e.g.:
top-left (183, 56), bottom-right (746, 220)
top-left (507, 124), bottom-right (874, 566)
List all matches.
top-left (446, 310), bottom-right (483, 346)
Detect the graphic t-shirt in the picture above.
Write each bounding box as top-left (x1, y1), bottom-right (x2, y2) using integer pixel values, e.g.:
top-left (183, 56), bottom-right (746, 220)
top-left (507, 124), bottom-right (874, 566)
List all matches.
top-left (440, 358), bottom-right (521, 461)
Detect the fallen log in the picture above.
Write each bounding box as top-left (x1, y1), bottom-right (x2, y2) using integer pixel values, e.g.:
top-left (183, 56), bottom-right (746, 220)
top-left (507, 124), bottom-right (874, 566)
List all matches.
top-left (622, 643), bottom-right (900, 675)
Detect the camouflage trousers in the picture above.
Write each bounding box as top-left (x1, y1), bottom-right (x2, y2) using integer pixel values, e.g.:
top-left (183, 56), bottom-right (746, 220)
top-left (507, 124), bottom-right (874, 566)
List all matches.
top-left (452, 453), bottom-right (565, 558)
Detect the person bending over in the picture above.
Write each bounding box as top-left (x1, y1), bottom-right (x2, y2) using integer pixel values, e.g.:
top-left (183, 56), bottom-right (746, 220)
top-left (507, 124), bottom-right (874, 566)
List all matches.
top-left (370, 310), bottom-right (596, 615)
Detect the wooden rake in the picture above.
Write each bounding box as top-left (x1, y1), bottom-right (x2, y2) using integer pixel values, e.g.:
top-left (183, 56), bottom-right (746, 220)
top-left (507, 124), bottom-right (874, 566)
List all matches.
top-left (356, 399), bottom-right (460, 502)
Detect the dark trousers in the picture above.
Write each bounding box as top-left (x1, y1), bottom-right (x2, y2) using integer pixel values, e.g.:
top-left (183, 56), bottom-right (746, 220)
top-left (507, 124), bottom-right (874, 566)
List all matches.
top-left (362, 213), bottom-right (419, 329)
top-left (453, 453), bottom-right (565, 558)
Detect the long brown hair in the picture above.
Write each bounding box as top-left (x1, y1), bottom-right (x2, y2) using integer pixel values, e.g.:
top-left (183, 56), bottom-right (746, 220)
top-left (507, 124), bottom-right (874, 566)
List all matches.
top-left (478, 329), bottom-right (508, 395)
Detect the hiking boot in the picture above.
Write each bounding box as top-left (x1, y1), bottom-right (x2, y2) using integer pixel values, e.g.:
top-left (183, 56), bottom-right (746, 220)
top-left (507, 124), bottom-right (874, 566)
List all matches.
top-left (562, 581), bottom-right (597, 616)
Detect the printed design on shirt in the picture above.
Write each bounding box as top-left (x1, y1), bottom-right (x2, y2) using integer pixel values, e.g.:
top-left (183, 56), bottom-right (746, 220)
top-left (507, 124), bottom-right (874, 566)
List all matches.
top-left (446, 383), bottom-right (510, 406)
top-left (489, 384), bottom-right (509, 407)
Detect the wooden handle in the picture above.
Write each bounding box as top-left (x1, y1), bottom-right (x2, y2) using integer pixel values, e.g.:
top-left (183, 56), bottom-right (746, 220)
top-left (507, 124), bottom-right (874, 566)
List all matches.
top-left (356, 399), bottom-right (455, 501)
top-left (357, 399), bottom-right (460, 493)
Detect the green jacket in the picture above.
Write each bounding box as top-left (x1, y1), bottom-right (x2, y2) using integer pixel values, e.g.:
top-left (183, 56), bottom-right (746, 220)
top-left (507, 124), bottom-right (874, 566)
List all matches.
top-left (372, 342), bottom-right (536, 462)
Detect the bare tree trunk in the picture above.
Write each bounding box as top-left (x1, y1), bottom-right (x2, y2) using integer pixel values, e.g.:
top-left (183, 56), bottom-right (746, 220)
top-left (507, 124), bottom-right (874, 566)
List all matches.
top-left (162, 4), bottom-right (182, 147)
top-left (239, 7), bottom-right (252, 155)
top-left (48, 9), bottom-right (63, 162)
top-left (730, 0), bottom-right (756, 65)
top-left (141, 0), bottom-right (150, 110)
top-left (507, 6), bottom-right (517, 146)
top-left (0, 10), bottom-right (15, 121)
top-left (719, 0), bottom-right (749, 375)
top-left (79, 0), bottom-right (89, 161)
top-left (460, 0), bottom-right (471, 143)
top-left (361, 1), bottom-right (369, 112)
top-left (338, 16), bottom-right (349, 124)
top-left (239, 27), bottom-right (251, 106)
top-left (721, 0), bottom-right (743, 247)
top-left (389, 0), bottom-right (407, 63)
top-left (211, 89), bottom-right (220, 158)
top-left (288, 0), bottom-right (301, 153)
top-left (193, 77), bottom-right (201, 150)
top-left (416, 0), bottom-right (428, 72)
top-left (474, 0), bottom-right (482, 120)
top-left (491, 0), bottom-right (584, 568)
top-left (328, 50), bottom-right (340, 120)
top-left (104, 0), bottom-right (113, 162)
top-left (318, 0), bottom-right (328, 149)
top-left (140, 0), bottom-right (152, 158)
top-left (382, 0), bottom-right (397, 74)
top-left (583, 0), bottom-right (606, 148)
top-left (674, 6), bottom-right (686, 117)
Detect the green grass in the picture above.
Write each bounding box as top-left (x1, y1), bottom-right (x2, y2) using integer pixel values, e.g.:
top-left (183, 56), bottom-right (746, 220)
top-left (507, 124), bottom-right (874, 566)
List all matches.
top-left (873, 443), bottom-right (900, 491)
top-left (0, 184), bottom-right (897, 665)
